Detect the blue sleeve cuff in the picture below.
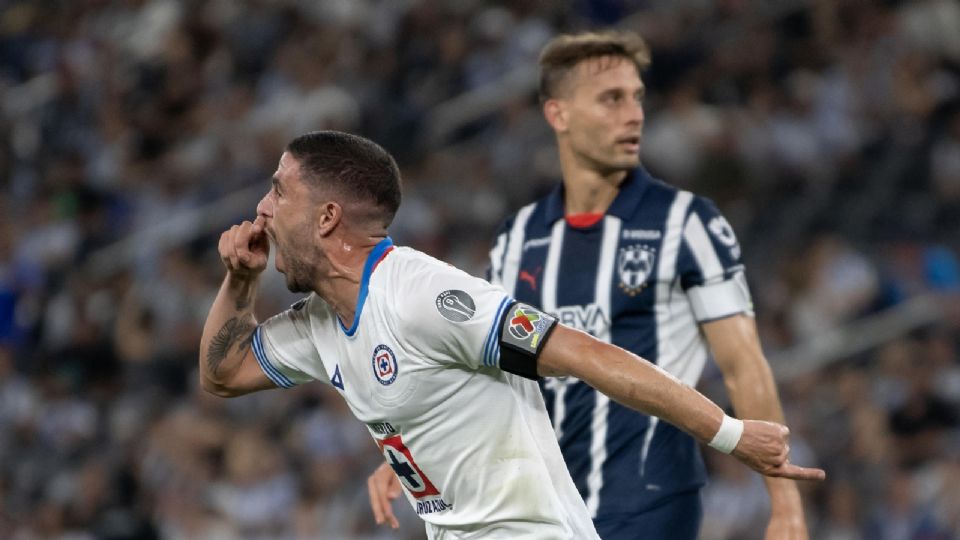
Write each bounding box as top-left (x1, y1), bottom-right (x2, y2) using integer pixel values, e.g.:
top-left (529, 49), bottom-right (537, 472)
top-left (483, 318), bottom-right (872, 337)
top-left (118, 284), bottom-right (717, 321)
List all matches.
top-left (482, 296), bottom-right (512, 367)
top-left (252, 326), bottom-right (297, 389)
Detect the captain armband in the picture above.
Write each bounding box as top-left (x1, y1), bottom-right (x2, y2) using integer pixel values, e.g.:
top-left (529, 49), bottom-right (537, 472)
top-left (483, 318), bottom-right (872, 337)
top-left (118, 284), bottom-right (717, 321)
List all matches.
top-left (497, 302), bottom-right (559, 380)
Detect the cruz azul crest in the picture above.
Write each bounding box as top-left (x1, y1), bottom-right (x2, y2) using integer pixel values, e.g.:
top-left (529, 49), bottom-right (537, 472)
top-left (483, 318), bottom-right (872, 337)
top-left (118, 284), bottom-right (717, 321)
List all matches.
top-left (617, 244), bottom-right (656, 296)
top-left (372, 344), bottom-right (398, 386)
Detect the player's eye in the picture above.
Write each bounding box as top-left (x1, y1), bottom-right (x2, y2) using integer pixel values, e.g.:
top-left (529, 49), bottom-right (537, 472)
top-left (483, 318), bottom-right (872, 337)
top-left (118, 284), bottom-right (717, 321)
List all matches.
top-left (601, 92), bottom-right (621, 105)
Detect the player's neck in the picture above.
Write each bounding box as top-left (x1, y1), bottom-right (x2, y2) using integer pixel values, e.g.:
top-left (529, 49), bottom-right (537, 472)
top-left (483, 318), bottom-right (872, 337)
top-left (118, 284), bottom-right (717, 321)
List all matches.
top-left (313, 234), bottom-right (386, 327)
top-left (560, 164), bottom-right (627, 215)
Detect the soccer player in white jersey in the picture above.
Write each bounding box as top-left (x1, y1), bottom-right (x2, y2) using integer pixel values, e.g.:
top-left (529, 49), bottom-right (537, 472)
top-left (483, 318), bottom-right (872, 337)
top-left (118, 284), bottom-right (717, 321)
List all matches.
top-left (200, 130), bottom-right (824, 539)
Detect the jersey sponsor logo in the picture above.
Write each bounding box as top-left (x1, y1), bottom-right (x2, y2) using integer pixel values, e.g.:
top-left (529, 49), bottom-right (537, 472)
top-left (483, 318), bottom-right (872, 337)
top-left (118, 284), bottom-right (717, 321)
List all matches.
top-left (368, 422), bottom-right (397, 436)
top-left (372, 344), bottom-right (398, 386)
top-left (416, 498), bottom-right (453, 515)
top-left (502, 304), bottom-right (556, 352)
top-left (708, 215), bottom-right (741, 259)
top-left (622, 228), bottom-right (662, 241)
top-left (617, 243), bottom-right (656, 296)
top-left (555, 304), bottom-right (609, 337)
top-left (522, 235), bottom-right (552, 251)
top-left (435, 290), bottom-right (476, 322)
top-left (377, 435), bottom-right (441, 499)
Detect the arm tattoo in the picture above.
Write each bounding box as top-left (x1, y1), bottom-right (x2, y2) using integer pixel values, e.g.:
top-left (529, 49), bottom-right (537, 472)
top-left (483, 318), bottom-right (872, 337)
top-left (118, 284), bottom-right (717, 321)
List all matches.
top-left (206, 317), bottom-right (255, 376)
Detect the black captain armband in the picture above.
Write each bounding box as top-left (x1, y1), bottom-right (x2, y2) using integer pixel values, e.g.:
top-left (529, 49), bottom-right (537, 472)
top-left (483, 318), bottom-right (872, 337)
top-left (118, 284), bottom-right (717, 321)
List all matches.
top-left (497, 301), bottom-right (559, 380)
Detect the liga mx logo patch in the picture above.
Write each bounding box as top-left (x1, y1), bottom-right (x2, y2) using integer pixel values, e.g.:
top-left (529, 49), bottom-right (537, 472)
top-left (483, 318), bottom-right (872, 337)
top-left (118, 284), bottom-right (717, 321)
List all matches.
top-left (372, 344), bottom-right (398, 386)
top-left (504, 304), bottom-right (555, 352)
top-left (435, 290), bottom-right (476, 322)
top-left (617, 244), bottom-right (656, 296)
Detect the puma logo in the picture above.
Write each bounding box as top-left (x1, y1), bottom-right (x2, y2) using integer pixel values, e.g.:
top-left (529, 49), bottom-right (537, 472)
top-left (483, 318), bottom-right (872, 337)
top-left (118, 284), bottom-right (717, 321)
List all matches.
top-left (518, 267), bottom-right (541, 291)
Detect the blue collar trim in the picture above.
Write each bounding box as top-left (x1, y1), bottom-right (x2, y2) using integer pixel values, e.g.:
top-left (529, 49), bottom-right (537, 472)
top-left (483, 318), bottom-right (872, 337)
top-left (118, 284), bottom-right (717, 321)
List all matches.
top-left (338, 237), bottom-right (393, 337)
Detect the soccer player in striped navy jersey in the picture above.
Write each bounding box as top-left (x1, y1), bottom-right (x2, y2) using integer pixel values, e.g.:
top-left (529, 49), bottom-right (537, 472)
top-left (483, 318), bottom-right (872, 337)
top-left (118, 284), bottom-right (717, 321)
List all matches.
top-left (491, 31), bottom-right (812, 539)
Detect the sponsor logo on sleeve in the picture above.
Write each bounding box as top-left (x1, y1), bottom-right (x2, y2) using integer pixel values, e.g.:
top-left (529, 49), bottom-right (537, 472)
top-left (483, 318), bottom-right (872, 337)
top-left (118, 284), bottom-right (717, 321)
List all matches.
top-left (501, 304), bottom-right (556, 353)
top-left (372, 344), bottom-right (398, 386)
top-left (435, 290), bottom-right (476, 322)
top-left (708, 215), bottom-right (741, 259)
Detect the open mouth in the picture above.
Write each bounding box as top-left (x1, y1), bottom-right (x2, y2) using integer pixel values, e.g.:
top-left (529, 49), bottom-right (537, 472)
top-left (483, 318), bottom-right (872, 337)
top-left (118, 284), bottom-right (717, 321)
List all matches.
top-left (616, 136), bottom-right (641, 152)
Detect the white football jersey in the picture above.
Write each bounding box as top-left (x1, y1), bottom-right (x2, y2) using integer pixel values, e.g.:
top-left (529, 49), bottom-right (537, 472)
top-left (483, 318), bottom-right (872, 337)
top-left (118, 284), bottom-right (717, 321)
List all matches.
top-left (251, 238), bottom-right (599, 540)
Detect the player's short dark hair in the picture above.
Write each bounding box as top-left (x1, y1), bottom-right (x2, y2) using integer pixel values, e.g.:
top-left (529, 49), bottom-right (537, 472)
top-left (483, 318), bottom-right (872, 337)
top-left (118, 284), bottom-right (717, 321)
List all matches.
top-left (286, 131), bottom-right (402, 226)
top-left (539, 31), bottom-right (651, 102)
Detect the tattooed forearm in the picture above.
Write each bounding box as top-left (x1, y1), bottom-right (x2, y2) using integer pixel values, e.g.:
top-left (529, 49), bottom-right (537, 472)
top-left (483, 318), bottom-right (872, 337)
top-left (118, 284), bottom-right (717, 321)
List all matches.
top-left (206, 317), bottom-right (255, 376)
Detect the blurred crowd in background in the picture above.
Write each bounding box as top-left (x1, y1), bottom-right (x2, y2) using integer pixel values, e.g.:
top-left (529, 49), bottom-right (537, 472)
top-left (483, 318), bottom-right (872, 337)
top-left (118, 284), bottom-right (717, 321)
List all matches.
top-left (1, 0), bottom-right (959, 538)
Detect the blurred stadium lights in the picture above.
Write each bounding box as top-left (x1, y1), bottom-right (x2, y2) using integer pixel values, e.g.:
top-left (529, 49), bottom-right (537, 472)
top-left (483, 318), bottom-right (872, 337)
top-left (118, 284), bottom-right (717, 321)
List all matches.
top-left (82, 183), bottom-right (265, 278)
top-left (423, 0), bottom-right (814, 146)
top-left (425, 65), bottom-right (537, 146)
top-left (770, 293), bottom-right (945, 382)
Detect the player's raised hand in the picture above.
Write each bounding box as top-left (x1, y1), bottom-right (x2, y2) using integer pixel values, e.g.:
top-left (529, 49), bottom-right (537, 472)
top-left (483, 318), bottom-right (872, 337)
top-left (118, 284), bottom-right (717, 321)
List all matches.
top-left (732, 420), bottom-right (825, 482)
top-left (218, 216), bottom-right (270, 279)
top-left (367, 462), bottom-right (402, 529)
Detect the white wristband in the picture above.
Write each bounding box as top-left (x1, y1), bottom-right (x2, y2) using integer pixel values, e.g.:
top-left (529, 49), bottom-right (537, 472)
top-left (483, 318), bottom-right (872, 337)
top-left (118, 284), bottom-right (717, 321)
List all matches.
top-left (708, 415), bottom-right (744, 454)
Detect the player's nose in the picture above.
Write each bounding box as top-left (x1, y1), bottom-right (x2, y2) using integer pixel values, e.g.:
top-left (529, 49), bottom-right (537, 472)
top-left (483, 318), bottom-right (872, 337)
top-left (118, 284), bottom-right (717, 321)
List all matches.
top-left (256, 191), bottom-right (273, 218)
top-left (627, 99), bottom-right (644, 125)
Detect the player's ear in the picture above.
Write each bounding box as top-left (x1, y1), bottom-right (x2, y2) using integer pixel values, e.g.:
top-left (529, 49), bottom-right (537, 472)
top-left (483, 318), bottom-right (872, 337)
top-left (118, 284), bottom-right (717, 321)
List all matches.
top-left (543, 99), bottom-right (569, 133)
top-left (316, 201), bottom-right (343, 237)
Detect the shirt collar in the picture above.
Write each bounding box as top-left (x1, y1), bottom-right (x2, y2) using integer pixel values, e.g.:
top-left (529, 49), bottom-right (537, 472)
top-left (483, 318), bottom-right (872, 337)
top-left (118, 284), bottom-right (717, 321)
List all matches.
top-left (543, 167), bottom-right (652, 225)
top-left (339, 236), bottom-right (394, 337)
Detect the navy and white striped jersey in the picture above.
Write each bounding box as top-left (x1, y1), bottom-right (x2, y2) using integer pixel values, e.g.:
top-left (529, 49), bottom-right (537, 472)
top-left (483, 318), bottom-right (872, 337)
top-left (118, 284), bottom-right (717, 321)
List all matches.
top-left (487, 167), bottom-right (753, 519)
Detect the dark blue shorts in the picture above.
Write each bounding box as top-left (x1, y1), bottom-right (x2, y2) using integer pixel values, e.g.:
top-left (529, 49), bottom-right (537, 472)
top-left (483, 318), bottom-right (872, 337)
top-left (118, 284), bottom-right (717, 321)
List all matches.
top-left (593, 490), bottom-right (702, 540)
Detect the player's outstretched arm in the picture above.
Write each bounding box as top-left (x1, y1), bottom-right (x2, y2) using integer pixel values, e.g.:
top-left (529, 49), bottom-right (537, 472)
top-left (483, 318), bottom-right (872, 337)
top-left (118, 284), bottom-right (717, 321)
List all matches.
top-left (199, 217), bottom-right (276, 397)
top-left (537, 325), bottom-right (825, 482)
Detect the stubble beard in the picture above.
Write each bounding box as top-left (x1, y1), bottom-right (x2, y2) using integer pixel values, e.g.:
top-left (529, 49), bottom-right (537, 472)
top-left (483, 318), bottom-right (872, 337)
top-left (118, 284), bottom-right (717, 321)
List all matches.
top-left (605, 141), bottom-right (642, 171)
top-left (277, 241), bottom-right (317, 293)
top-left (284, 255), bottom-right (316, 293)
top-left (573, 136), bottom-right (639, 176)
top-left (587, 150), bottom-right (638, 177)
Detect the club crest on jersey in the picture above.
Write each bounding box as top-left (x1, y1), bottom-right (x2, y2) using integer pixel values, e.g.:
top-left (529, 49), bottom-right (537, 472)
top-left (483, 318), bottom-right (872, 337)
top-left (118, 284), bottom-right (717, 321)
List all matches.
top-left (435, 290), bottom-right (476, 322)
top-left (618, 244), bottom-right (656, 296)
top-left (372, 344), bottom-right (398, 386)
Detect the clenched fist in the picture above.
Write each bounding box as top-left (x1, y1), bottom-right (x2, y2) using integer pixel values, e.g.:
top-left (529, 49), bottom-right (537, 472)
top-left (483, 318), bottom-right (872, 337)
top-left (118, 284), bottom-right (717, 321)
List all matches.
top-left (218, 216), bottom-right (270, 280)
top-left (733, 420), bottom-right (825, 481)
